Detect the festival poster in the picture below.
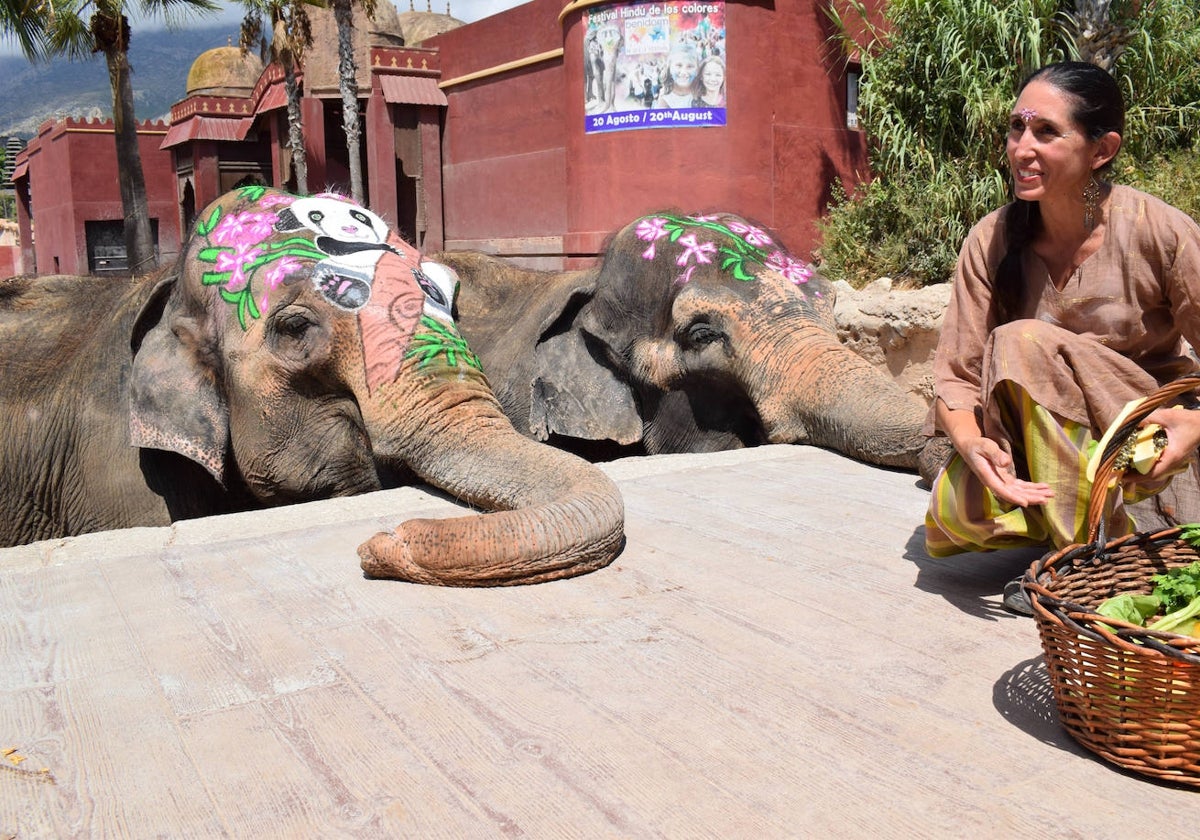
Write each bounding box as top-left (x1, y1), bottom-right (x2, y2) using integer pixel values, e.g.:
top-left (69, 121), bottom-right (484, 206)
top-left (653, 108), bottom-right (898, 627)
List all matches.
top-left (583, 0), bottom-right (726, 133)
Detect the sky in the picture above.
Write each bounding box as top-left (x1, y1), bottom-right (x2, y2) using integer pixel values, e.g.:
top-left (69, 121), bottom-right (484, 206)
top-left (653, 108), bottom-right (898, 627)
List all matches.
top-left (0, 0), bottom-right (528, 55)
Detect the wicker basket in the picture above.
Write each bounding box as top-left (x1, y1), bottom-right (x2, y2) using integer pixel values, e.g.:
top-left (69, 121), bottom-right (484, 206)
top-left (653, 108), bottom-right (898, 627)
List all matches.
top-left (1023, 374), bottom-right (1200, 787)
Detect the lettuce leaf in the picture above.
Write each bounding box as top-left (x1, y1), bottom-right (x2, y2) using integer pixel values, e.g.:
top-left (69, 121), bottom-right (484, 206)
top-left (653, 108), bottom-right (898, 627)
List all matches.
top-left (1096, 593), bottom-right (1161, 625)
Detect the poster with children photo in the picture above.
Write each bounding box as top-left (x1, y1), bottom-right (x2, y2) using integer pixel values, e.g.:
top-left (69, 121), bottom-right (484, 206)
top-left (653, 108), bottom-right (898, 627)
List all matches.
top-left (583, 0), bottom-right (726, 133)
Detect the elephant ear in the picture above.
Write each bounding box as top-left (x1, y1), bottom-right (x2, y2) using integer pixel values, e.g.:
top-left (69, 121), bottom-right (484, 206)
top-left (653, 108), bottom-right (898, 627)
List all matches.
top-left (128, 273), bottom-right (230, 485)
top-left (528, 285), bottom-right (644, 446)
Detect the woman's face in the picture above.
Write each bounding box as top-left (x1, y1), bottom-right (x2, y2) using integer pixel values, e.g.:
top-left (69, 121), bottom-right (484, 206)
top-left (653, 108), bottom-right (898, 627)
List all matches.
top-left (701, 62), bottom-right (724, 93)
top-left (1006, 79), bottom-right (1100, 205)
top-left (670, 54), bottom-right (698, 88)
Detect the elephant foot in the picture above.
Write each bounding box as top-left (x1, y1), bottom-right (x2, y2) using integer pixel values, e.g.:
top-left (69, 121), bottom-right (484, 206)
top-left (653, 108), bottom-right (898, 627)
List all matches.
top-left (917, 437), bottom-right (955, 489)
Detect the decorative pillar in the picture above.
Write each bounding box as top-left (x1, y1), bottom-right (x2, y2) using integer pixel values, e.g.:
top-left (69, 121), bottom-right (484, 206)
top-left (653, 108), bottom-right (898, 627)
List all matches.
top-left (268, 109), bottom-right (287, 190)
top-left (192, 140), bottom-right (221, 211)
top-left (418, 105), bottom-right (443, 252)
top-left (302, 96), bottom-right (326, 189)
top-left (366, 82), bottom-right (398, 225)
top-left (14, 175), bottom-right (33, 275)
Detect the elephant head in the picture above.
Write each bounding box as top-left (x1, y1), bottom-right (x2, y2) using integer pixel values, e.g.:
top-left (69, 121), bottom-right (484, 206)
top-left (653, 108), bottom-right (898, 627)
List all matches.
top-left (446, 211), bottom-right (932, 471)
top-left (128, 186), bottom-right (624, 586)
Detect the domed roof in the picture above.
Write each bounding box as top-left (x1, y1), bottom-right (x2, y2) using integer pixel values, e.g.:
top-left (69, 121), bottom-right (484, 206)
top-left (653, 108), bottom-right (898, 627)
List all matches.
top-left (302, 3), bottom-right (465, 91)
top-left (394, 10), bottom-right (465, 45)
top-left (369, 1), bottom-right (407, 47)
top-left (185, 44), bottom-right (265, 97)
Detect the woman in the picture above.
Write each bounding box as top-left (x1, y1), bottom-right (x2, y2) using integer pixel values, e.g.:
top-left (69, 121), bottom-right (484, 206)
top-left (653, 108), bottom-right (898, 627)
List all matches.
top-left (924, 62), bottom-right (1200, 604)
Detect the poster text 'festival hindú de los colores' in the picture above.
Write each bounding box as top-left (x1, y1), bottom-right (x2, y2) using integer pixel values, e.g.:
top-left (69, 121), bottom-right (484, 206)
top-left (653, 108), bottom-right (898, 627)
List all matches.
top-left (584, 0), bottom-right (726, 133)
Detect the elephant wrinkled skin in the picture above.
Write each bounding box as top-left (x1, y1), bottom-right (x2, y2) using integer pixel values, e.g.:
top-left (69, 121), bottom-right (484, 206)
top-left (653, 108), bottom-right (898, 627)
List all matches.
top-left (0, 186), bottom-right (625, 586)
top-left (444, 211), bottom-right (939, 474)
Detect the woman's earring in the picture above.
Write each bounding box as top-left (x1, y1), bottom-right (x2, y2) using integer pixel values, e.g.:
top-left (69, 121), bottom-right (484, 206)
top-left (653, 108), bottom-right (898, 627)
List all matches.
top-left (1083, 177), bottom-right (1101, 230)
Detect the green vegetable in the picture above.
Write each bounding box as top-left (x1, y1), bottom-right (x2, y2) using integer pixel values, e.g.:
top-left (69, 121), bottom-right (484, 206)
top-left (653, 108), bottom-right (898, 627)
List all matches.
top-left (1179, 523), bottom-right (1200, 547)
top-left (1149, 595), bottom-right (1200, 636)
top-left (1092, 555), bottom-right (1200, 638)
top-left (1151, 560), bottom-right (1200, 613)
top-left (1095, 593), bottom-right (1161, 625)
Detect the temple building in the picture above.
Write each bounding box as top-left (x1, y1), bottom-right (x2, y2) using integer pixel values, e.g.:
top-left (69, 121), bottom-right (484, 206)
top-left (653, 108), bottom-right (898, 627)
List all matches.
top-left (12, 0), bottom-right (875, 276)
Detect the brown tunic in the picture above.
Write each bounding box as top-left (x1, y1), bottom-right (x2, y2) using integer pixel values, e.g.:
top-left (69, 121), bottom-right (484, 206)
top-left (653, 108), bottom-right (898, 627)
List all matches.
top-left (933, 184), bottom-right (1200, 436)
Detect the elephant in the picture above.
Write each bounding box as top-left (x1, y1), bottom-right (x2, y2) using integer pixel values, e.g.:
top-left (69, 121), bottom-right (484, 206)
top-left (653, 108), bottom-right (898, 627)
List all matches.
top-left (440, 211), bottom-right (946, 477)
top-left (0, 185), bottom-right (625, 587)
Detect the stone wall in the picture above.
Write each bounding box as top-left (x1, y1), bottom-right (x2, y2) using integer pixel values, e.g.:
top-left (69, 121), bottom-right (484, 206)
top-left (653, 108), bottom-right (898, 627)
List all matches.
top-left (833, 279), bottom-right (951, 409)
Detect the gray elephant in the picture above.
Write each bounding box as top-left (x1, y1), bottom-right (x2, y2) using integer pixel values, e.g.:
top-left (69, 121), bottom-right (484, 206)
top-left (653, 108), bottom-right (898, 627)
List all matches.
top-left (441, 211), bottom-right (942, 475)
top-left (0, 186), bottom-right (624, 587)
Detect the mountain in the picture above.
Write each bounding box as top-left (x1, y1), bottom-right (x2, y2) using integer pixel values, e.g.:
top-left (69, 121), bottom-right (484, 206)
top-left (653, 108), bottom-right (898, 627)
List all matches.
top-left (0, 25), bottom-right (247, 138)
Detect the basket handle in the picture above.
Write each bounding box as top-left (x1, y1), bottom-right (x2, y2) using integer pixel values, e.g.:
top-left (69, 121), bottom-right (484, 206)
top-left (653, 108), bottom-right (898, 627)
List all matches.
top-left (1085, 373), bottom-right (1200, 547)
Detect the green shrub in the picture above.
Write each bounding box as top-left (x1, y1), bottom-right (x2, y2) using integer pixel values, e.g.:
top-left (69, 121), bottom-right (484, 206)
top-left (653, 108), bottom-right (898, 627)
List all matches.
top-left (1123, 149), bottom-right (1200, 223)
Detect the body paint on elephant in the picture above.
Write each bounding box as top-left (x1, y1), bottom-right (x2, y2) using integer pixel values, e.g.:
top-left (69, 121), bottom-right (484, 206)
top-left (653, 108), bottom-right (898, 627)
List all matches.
top-left (192, 185), bottom-right (480, 393)
top-left (634, 213), bottom-right (816, 293)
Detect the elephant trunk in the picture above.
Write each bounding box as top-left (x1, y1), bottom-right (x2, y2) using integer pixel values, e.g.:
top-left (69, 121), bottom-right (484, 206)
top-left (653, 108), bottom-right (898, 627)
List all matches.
top-left (357, 372), bottom-right (625, 586)
top-left (753, 323), bottom-right (929, 470)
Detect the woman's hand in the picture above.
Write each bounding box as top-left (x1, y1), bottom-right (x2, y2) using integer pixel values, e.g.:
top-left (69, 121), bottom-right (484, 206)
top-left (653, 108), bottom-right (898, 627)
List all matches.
top-left (936, 400), bottom-right (1054, 507)
top-left (1137, 407), bottom-right (1200, 480)
top-left (957, 435), bottom-right (1056, 507)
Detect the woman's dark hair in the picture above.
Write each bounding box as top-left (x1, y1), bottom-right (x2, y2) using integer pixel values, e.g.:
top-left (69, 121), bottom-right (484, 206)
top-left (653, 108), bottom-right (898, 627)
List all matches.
top-left (992, 62), bottom-right (1126, 324)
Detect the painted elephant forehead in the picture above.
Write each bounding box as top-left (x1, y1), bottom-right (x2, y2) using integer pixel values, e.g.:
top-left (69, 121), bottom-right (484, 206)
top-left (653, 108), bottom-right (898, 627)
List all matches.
top-left (192, 186), bottom-right (412, 328)
top-left (632, 212), bottom-right (818, 295)
top-left (363, 253), bottom-right (484, 390)
top-left (359, 247), bottom-right (427, 392)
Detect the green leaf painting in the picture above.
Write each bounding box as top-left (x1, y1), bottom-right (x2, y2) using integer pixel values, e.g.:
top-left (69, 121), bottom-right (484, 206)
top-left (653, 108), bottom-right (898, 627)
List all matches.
top-left (192, 196), bottom-right (327, 331)
top-left (405, 315), bottom-right (483, 371)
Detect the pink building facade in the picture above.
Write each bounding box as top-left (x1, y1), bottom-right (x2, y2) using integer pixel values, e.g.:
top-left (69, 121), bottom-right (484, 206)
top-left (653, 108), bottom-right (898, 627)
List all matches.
top-left (12, 0), bottom-right (875, 276)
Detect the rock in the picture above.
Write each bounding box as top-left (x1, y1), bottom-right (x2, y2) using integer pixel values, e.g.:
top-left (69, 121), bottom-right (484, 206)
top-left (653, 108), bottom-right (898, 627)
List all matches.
top-left (833, 280), bottom-right (951, 408)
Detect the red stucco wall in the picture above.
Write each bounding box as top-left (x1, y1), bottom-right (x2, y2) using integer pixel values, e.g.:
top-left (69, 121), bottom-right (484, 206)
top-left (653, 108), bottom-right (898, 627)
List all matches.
top-left (19, 118), bottom-right (182, 276)
top-left (432, 0), bottom-right (875, 265)
top-left (432, 0), bottom-right (570, 257)
top-left (0, 246), bottom-right (18, 278)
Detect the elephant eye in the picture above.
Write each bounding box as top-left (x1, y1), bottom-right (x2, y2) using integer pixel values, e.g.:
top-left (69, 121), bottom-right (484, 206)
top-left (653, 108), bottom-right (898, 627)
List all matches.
top-left (686, 322), bottom-right (724, 347)
top-left (276, 311), bottom-right (317, 338)
top-left (269, 306), bottom-right (327, 364)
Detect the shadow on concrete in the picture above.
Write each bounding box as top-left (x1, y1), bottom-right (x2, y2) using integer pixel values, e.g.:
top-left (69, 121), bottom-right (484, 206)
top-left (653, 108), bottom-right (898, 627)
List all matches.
top-left (991, 654), bottom-right (1200, 790)
top-left (902, 526), bottom-right (1048, 622)
top-left (991, 655), bottom-right (1083, 753)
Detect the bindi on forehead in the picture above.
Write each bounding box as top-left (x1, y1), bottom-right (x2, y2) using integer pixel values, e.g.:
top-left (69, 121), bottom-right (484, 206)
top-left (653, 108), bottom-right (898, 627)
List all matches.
top-left (1018, 107), bottom-right (1036, 123)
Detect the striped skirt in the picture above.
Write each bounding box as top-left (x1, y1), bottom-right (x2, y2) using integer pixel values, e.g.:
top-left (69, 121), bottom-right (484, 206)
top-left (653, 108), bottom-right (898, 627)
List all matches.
top-left (924, 379), bottom-right (1175, 557)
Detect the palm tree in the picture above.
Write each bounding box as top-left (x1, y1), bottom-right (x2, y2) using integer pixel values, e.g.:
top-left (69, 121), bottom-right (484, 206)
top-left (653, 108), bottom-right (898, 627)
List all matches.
top-left (4, 0), bottom-right (219, 274)
top-left (239, 0), bottom-right (320, 194)
top-left (0, 0), bottom-right (51, 56)
top-left (328, 0), bottom-right (374, 203)
top-left (1069, 0), bottom-right (1132, 70)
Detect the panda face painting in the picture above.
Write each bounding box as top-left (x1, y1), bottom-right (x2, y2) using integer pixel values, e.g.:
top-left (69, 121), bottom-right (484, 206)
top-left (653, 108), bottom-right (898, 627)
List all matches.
top-left (279, 196), bottom-right (393, 255)
top-left (415, 261), bottom-right (459, 323)
top-left (270, 194), bottom-right (400, 311)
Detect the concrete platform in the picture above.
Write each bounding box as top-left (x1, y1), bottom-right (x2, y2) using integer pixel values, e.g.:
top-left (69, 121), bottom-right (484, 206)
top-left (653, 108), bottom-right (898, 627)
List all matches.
top-left (2, 445), bottom-right (1196, 837)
